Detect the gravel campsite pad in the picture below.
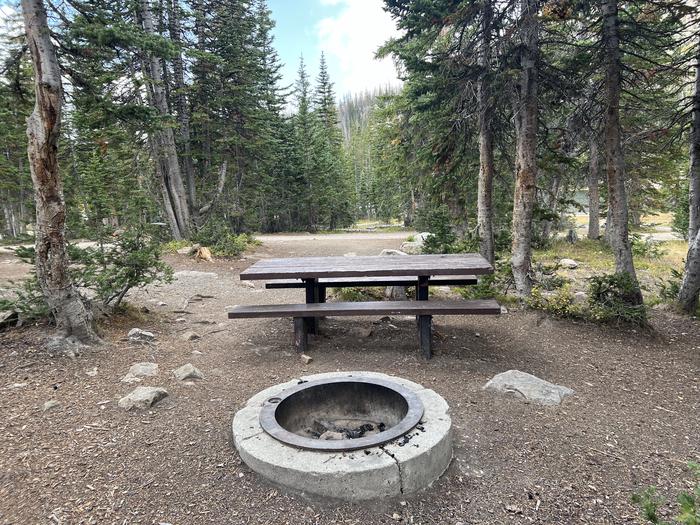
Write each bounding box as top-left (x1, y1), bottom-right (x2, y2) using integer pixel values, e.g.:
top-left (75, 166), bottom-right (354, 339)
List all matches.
top-left (0, 232), bottom-right (698, 524)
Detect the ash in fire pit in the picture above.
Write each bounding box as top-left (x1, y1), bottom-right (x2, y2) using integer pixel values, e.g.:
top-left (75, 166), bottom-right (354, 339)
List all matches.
top-left (305, 418), bottom-right (386, 440)
top-left (259, 376), bottom-right (424, 451)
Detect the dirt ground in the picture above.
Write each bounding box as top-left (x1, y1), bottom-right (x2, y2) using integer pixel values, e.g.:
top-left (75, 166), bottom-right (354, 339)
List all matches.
top-left (0, 232), bottom-right (698, 525)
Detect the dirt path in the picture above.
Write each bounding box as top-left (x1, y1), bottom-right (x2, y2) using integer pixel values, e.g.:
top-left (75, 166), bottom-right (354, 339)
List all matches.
top-left (0, 233), bottom-right (698, 524)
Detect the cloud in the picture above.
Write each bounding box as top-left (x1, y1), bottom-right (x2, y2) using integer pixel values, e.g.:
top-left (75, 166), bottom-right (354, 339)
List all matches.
top-left (316, 0), bottom-right (401, 97)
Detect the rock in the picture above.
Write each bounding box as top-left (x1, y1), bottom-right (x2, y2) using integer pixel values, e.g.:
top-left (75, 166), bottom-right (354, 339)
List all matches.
top-left (379, 249), bottom-right (407, 257)
top-left (44, 336), bottom-right (87, 357)
top-left (173, 270), bottom-right (218, 280)
top-left (483, 370), bottom-right (574, 406)
top-left (156, 301), bottom-right (167, 307)
top-left (242, 281), bottom-right (256, 289)
top-left (181, 330), bottom-right (201, 341)
top-left (300, 354), bottom-right (313, 364)
top-left (191, 350), bottom-right (203, 356)
top-left (559, 258), bottom-right (579, 269)
top-left (573, 291), bottom-right (587, 304)
top-left (85, 367), bottom-right (98, 377)
top-left (118, 387), bottom-right (169, 410)
top-left (173, 363), bottom-right (204, 381)
top-left (8, 382), bottom-right (27, 389)
top-left (128, 328), bottom-right (156, 342)
top-left (176, 246), bottom-right (192, 255)
top-left (121, 362), bottom-right (159, 383)
top-left (380, 249), bottom-right (407, 300)
top-left (399, 241), bottom-right (422, 254)
top-left (500, 306), bottom-right (508, 314)
top-left (175, 318), bottom-right (187, 323)
top-left (42, 400), bottom-right (61, 412)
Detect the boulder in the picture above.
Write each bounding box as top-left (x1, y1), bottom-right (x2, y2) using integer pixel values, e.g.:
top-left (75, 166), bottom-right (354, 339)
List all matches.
top-left (559, 258), bottom-right (579, 269)
top-left (118, 387), bottom-right (169, 410)
top-left (128, 328), bottom-right (156, 343)
top-left (173, 363), bottom-right (204, 381)
top-left (380, 249), bottom-right (407, 300)
top-left (483, 370), bottom-right (573, 406)
top-left (300, 354), bottom-right (313, 364)
top-left (121, 362), bottom-right (159, 383)
top-left (176, 246), bottom-right (192, 255)
top-left (399, 241), bottom-right (423, 255)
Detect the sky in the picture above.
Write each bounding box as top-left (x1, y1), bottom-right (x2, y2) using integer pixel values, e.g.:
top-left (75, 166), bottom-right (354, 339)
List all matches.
top-left (268, 0), bottom-right (401, 99)
top-left (0, 0), bottom-right (402, 99)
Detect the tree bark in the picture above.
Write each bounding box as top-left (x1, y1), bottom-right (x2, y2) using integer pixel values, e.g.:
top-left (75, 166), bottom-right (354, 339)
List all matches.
top-left (601, 0), bottom-right (643, 304)
top-left (588, 133), bottom-right (601, 239)
top-left (511, 0), bottom-right (539, 297)
top-left (167, 0), bottom-right (197, 216)
top-left (477, 0), bottom-right (495, 264)
top-left (21, 0), bottom-right (98, 343)
top-left (139, 0), bottom-right (191, 239)
top-left (688, 38), bottom-right (700, 242)
top-left (678, 37), bottom-right (700, 312)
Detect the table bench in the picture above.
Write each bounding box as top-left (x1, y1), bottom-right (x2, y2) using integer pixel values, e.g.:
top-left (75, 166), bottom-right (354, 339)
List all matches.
top-left (228, 299), bottom-right (500, 359)
top-left (230, 254), bottom-right (498, 359)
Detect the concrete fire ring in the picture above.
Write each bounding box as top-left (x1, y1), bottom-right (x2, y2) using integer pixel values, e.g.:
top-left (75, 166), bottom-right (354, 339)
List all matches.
top-left (232, 371), bottom-right (452, 501)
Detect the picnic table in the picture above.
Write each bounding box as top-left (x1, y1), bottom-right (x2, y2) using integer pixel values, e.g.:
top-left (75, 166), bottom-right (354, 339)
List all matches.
top-left (230, 253), bottom-right (499, 359)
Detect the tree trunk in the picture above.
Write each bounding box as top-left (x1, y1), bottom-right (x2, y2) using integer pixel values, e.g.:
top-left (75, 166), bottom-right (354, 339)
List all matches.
top-left (601, 0), bottom-right (642, 304)
top-left (167, 0), bottom-right (197, 217)
top-left (678, 37), bottom-right (700, 312)
top-left (477, 0), bottom-right (495, 264)
top-left (588, 134), bottom-right (601, 239)
top-left (511, 0), bottom-right (539, 297)
top-left (21, 0), bottom-right (98, 343)
top-left (688, 37), bottom-right (700, 242)
top-left (139, 0), bottom-right (191, 239)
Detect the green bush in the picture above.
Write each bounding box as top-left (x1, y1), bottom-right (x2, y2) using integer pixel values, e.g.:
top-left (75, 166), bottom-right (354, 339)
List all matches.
top-left (414, 206), bottom-right (457, 254)
top-left (459, 259), bottom-right (514, 301)
top-left (526, 273), bottom-right (647, 326)
top-left (162, 239), bottom-right (191, 254)
top-left (0, 225), bottom-right (172, 322)
top-left (632, 462), bottom-right (699, 525)
top-left (587, 273), bottom-right (647, 325)
top-left (192, 222), bottom-right (257, 257)
top-left (631, 233), bottom-right (666, 259)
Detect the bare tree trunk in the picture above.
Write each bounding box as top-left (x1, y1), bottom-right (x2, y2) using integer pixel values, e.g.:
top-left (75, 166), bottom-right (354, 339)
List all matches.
top-left (678, 37), bottom-right (700, 312)
top-left (477, 0), bottom-right (495, 264)
top-left (21, 0), bottom-right (98, 343)
top-left (588, 134), bottom-right (601, 239)
top-left (602, 0), bottom-right (642, 304)
top-left (139, 0), bottom-right (191, 239)
top-left (511, 0), bottom-right (539, 297)
top-left (688, 38), bottom-right (700, 242)
top-left (167, 0), bottom-right (197, 216)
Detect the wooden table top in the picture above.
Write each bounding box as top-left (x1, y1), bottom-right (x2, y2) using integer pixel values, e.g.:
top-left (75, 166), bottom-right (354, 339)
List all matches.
top-left (240, 253), bottom-right (494, 280)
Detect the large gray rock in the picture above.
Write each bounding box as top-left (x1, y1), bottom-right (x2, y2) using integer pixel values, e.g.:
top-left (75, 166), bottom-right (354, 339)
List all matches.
top-left (399, 232), bottom-right (431, 255)
top-left (483, 370), bottom-right (573, 406)
top-left (118, 387), bottom-right (168, 410)
top-left (559, 258), bottom-right (579, 269)
top-left (121, 362), bottom-right (158, 383)
top-left (380, 249), bottom-right (407, 300)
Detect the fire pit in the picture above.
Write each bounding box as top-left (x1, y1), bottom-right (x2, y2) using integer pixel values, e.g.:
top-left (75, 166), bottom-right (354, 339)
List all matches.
top-left (260, 376), bottom-right (424, 451)
top-left (232, 372), bottom-right (452, 500)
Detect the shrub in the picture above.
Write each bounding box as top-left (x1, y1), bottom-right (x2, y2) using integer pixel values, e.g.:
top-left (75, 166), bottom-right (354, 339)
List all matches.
top-left (631, 233), bottom-right (666, 259)
top-left (586, 273), bottom-right (647, 325)
top-left (526, 273), bottom-right (647, 326)
top-left (0, 225), bottom-right (173, 322)
top-left (192, 222), bottom-right (257, 257)
top-left (459, 259), bottom-right (515, 302)
top-left (162, 239), bottom-right (190, 254)
top-left (632, 462), bottom-right (699, 525)
top-left (414, 206), bottom-right (457, 254)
